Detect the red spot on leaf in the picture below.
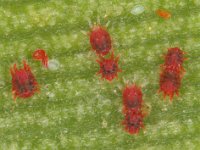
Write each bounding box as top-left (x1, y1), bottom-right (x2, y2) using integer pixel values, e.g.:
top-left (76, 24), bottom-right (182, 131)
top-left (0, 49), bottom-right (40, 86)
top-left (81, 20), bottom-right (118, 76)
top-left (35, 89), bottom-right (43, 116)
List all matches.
top-left (10, 61), bottom-right (39, 99)
top-left (156, 9), bottom-right (171, 19)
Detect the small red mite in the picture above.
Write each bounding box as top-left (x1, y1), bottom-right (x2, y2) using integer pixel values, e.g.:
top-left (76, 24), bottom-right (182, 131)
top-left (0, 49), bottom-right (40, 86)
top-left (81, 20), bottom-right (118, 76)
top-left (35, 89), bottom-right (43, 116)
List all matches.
top-left (123, 84), bottom-right (143, 110)
top-left (122, 110), bottom-right (144, 134)
top-left (10, 61), bottom-right (39, 99)
top-left (163, 47), bottom-right (186, 73)
top-left (32, 49), bottom-right (48, 68)
top-left (159, 70), bottom-right (181, 99)
top-left (156, 9), bottom-right (171, 19)
top-left (89, 25), bottom-right (112, 56)
top-left (96, 52), bottom-right (121, 81)
top-left (159, 47), bottom-right (186, 100)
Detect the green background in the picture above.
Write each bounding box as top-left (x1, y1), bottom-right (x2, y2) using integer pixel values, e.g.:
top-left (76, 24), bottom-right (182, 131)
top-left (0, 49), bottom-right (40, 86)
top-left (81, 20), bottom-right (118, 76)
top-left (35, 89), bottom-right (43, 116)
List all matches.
top-left (0, 0), bottom-right (199, 149)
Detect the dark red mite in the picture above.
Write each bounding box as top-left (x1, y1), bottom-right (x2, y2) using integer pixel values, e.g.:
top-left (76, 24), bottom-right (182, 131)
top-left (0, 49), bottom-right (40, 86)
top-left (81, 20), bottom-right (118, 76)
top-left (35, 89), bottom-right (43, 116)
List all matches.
top-left (96, 52), bottom-right (121, 81)
top-left (122, 84), bottom-right (143, 110)
top-left (89, 25), bottom-right (112, 56)
top-left (32, 49), bottom-right (48, 68)
top-left (122, 110), bottom-right (144, 134)
top-left (159, 70), bottom-right (181, 99)
top-left (10, 61), bottom-right (39, 99)
top-left (163, 47), bottom-right (186, 73)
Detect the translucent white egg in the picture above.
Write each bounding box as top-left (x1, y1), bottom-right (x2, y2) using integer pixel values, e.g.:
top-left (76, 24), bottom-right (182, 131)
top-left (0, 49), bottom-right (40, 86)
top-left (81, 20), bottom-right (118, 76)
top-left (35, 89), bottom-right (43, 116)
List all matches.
top-left (131, 5), bottom-right (145, 15)
top-left (48, 59), bottom-right (60, 71)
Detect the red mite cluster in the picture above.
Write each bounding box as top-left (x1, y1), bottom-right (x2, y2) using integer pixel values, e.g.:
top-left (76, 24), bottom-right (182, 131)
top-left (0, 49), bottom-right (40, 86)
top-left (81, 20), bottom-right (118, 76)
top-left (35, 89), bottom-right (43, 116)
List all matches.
top-left (89, 25), bottom-right (121, 81)
top-left (88, 24), bottom-right (186, 134)
top-left (159, 47), bottom-right (186, 100)
top-left (9, 14), bottom-right (187, 136)
top-left (122, 84), bottom-right (145, 134)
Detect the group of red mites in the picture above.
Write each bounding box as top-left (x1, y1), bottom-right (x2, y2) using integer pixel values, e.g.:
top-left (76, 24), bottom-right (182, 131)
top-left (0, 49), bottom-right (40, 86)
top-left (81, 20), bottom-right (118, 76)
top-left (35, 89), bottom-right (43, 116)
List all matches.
top-left (122, 84), bottom-right (145, 134)
top-left (10, 23), bottom-right (186, 135)
top-left (10, 49), bottom-right (48, 99)
top-left (89, 25), bottom-right (147, 134)
top-left (89, 25), bottom-right (121, 81)
top-left (89, 25), bottom-right (186, 135)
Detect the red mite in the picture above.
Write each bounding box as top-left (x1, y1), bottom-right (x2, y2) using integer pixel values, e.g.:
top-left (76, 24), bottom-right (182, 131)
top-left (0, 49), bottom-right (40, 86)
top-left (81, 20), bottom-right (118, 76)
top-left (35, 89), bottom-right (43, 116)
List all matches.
top-left (163, 47), bottom-right (186, 73)
top-left (156, 9), bottom-right (171, 19)
top-left (122, 84), bottom-right (145, 135)
top-left (96, 52), bottom-right (121, 81)
top-left (159, 47), bottom-right (186, 100)
top-left (89, 25), bottom-right (112, 56)
top-left (122, 110), bottom-right (144, 134)
top-left (10, 61), bottom-right (39, 99)
top-left (159, 70), bottom-right (181, 99)
top-left (122, 84), bottom-right (143, 111)
top-left (32, 49), bottom-right (48, 68)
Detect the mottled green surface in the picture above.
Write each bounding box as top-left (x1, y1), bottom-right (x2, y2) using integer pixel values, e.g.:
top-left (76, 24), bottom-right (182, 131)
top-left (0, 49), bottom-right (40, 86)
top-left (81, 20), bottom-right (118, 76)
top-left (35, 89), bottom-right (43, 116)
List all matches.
top-left (0, 0), bottom-right (200, 149)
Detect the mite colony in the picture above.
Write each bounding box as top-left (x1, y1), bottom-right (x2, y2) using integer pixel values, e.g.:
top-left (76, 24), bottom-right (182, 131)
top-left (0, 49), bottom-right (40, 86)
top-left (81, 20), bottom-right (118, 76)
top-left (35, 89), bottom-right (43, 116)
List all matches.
top-left (88, 23), bottom-right (186, 134)
top-left (8, 9), bottom-right (187, 135)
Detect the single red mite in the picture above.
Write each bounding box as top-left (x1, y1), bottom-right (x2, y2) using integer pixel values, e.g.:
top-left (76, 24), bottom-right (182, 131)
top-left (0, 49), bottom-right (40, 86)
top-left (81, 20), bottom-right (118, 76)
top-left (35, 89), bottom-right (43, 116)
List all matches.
top-left (163, 47), bottom-right (186, 73)
top-left (159, 47), bottom-right (186, 100)
top-left (96, 52), bottom-right (121, 81)
top-left (122, 109), bottom-right (144, 134)
top-left (122, 84), bottom-right (143, 111)
top-left (159, 70), bottom-right (181, 99)
top-left (32, 49), bottom-right (48, 68)
top-left (122, 84), bottom-right (145, 134)
top-left (10, 61), bottom-right (39, 99)
top-left (89, 25), bottom-right (112, 56)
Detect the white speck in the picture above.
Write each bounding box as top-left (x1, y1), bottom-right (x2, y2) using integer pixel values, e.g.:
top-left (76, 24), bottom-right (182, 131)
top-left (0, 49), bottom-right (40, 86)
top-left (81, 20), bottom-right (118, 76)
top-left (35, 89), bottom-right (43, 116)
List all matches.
top-left (187, 119), bottom-right (193, 125)
top-left (162, 107), bottom-right (168, 112)
top-left (131, 5), bottom-right (145, 15)
top-left (48, 59), bottom-right (60, 71)
top-left (46, 92), bottom-right (55, 98)
top-left (102, 119), bottom-right (107, 128)
top-left (130, 28), bottom-right (136, 33)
